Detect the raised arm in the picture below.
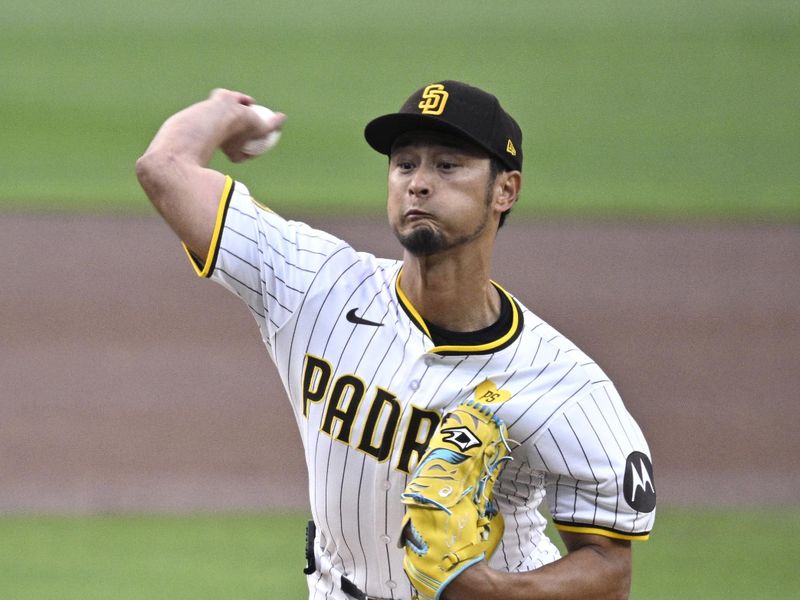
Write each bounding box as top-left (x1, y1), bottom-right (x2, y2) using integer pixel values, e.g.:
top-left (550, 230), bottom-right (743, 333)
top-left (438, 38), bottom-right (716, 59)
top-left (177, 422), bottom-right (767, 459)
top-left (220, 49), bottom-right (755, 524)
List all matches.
top-left (135, 89), bottom-right (286, 259)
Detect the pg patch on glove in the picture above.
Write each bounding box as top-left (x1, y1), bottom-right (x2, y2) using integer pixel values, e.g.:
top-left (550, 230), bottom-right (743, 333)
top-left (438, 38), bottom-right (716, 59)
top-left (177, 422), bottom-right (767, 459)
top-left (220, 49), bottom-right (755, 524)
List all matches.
top-left (399, 398), bottom-right (512, 600)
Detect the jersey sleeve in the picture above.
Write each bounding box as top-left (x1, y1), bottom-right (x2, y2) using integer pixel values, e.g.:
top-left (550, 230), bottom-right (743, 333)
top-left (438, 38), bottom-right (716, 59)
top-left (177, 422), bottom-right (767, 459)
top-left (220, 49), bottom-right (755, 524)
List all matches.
top-left (528, 384), bottom-right (656, 541)
top-left (183, 176), bottom-right (344, 344)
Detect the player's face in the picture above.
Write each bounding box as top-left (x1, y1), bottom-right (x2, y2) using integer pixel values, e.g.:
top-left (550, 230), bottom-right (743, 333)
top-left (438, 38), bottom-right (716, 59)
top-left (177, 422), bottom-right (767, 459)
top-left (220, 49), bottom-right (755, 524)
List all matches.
top-left (387, 132), bottom-right (497, 257)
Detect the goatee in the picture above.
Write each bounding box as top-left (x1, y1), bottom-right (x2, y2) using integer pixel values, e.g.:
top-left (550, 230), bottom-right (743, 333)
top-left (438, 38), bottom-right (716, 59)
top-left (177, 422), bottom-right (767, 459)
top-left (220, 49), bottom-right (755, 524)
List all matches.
top-left (395, 225), bottom-right (449, 256)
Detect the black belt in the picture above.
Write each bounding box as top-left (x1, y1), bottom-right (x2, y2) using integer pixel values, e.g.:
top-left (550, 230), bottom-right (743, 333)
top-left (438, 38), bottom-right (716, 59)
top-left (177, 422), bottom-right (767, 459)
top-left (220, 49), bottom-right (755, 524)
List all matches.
top-left (306, 521), bottom-right (394, 600)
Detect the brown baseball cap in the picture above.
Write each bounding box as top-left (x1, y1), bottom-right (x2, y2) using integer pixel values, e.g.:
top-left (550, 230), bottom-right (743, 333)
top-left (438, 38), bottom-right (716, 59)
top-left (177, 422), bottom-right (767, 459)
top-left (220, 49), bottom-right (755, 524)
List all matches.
top-left (364, 80), bottom-right (522, 171)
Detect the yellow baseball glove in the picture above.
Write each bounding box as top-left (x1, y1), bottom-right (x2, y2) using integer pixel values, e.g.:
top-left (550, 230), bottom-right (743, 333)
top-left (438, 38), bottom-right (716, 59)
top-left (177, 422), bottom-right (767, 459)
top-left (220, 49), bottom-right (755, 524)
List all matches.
top-left (399, 398), bottom-right (512, 600)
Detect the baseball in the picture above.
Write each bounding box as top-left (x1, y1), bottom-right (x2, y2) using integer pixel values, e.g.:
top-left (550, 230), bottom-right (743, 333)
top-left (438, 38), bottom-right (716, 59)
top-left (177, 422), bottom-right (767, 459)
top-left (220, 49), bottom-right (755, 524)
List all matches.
top-left (241, 104), bottom-right (282, 156)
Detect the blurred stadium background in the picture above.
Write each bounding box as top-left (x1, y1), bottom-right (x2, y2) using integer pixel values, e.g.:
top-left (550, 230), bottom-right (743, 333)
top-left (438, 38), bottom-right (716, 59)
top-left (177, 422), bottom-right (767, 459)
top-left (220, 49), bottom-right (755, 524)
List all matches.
top-left (1, 1), bottom-right (798, 598)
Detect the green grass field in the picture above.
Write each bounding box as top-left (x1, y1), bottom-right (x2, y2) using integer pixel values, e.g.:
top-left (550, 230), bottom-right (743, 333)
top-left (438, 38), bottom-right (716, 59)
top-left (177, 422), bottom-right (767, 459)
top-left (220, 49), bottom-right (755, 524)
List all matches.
top-left (2, 509), bottom-right (798, 599)
top-left (2, 0), bottom-right (798, 219)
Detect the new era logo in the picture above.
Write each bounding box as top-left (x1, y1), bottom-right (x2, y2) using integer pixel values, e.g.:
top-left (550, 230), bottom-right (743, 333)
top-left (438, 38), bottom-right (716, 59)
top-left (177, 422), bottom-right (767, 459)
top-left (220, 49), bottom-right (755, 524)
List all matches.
top-left (506, 139), bottom-right (517, 156)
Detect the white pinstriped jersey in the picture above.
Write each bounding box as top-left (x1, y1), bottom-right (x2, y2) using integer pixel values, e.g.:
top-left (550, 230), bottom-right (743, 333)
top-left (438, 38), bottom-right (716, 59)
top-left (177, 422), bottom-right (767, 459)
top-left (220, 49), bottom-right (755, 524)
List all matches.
top-left (186, 178), bottom-right (656, 600)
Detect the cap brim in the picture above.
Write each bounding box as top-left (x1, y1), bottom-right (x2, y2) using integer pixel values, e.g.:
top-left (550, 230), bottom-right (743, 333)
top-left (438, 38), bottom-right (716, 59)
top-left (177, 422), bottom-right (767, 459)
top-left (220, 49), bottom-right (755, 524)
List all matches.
top-left (364, 113), bottom-right (487, 157)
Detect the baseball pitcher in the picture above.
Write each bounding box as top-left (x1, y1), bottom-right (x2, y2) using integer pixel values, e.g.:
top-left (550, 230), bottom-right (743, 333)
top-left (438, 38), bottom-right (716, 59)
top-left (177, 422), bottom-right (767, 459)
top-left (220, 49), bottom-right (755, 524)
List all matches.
top-left (137, 80), bottom-right (656, 599)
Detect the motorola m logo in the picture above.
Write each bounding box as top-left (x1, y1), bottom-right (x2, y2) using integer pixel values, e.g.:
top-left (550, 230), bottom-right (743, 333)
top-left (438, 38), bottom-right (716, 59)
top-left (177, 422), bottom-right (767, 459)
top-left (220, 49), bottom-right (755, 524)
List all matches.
top-left (623, 451), bottom-right (656, 513)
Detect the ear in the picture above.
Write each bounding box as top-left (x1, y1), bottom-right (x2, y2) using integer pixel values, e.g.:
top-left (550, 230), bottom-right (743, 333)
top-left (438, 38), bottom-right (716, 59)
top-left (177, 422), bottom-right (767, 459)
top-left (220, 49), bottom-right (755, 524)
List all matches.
top-left (492, 171), bottom-right (521, 214)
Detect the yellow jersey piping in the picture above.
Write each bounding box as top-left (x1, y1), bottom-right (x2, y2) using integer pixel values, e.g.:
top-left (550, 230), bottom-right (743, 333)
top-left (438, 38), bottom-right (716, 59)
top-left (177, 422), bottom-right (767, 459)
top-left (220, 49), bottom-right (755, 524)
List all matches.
top-left (395, 269), bottom-right (523, 355)
top-left (395, 271), bottom-right (432, 338)
top-left (183, 175), bottom-right (235, 278)
top-left (553, 521), bottom-right (651, 541)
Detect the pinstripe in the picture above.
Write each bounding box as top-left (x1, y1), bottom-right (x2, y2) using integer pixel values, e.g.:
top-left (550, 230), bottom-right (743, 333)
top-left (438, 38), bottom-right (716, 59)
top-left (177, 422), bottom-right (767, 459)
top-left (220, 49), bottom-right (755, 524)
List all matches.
top-left (421, 357), bottom-right (468, 410)
top-left (334, 280), bottom-right (389, 368)
top-left (258, 278), bottom-right (294, 315)
top-left (460, 354), bottom-right (494, 390)
top-left (498, 465), bottom-right (540, 573)
top-left (505, 363), bottom-right (575, 430)
top-left (354, 453), bottom-right (369, 590)
top-left (214, 266), bottom-right (266, 318)
top-left (256, 228), bottom-right (321, 274)
top-left (546, 429), bottom-right (576, 522)
top-left (252, 232), bottom-right (306, 295)
top-left (320, 268), bottom-right (382, 356)
top-left (346, 300), bottom-right (396, 591)
top-left (602, 386), bottom-right (634, 448)
top-left (260, 213), bottom-right (337, 254)
top-left (380, 320), bottom-right (414, 599)
top-left (336, 437), bottom-right (358, 577)
top-left (499, 470), bottom-right (521, 569)
top-left (229, 201), bottom-right (338, 251)
top-left (283, 250), bottom-right (357, 380)
top-left (581, 396), bottom-right (622, 527)
top-left (514, 378), bottom-right (591, 446)
top-left (564, 415), bottom-right (602, 523)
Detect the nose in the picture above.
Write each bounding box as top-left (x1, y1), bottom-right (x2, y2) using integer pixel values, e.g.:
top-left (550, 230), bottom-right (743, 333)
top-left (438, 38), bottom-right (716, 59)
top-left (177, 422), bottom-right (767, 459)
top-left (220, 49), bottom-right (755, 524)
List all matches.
top-left (408, 167), bottom-right (431, 199)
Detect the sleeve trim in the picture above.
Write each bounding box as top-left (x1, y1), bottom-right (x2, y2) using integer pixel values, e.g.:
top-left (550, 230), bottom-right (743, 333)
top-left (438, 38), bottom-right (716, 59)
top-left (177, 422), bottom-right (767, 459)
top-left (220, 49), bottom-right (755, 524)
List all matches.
top-left (183, 175), bottom-right (235, 278)
top-left (553, 520), bottom-right (651, 541)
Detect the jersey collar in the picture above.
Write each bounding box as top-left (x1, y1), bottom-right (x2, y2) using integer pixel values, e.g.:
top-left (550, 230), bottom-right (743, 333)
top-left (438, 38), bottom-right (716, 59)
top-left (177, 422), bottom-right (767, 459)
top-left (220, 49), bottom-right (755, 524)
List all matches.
top-left (394, 269), bottom-right (523, 356)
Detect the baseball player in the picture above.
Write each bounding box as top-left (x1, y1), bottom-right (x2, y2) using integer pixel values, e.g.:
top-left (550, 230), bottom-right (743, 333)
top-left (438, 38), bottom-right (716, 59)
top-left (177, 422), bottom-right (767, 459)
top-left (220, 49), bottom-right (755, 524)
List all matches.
top-left (137, 81), bottom-right (656, 599)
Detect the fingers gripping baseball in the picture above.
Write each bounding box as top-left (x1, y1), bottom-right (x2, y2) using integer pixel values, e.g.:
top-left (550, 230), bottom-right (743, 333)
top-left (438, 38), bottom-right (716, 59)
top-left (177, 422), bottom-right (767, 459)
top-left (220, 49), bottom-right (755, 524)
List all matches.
top-left (209, 89), bottom-right (286, 163)
top-left (399, 399), bottom-right (512, 600)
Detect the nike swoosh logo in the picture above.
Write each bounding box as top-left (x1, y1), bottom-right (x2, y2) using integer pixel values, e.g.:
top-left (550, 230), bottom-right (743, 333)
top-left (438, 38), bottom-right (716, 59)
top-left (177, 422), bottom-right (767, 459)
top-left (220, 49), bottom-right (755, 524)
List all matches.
top-left (346, 308), bottom-right (383, 327)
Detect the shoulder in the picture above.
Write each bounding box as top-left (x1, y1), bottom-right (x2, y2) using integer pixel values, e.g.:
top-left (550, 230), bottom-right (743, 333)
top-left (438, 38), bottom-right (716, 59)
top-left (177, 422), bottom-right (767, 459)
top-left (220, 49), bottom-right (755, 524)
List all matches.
top-left (228, 181), bottom-right (344, 252)
top-left (485, 293), bottom-right (623, 445)
top-left (509, 294), bottom-right (612, 386)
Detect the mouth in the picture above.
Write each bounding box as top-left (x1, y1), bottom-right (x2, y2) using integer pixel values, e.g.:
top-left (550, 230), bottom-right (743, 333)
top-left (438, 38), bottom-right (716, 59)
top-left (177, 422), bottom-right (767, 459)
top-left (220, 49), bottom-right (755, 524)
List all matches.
top-left (404, 209), bottom-right (434, 222)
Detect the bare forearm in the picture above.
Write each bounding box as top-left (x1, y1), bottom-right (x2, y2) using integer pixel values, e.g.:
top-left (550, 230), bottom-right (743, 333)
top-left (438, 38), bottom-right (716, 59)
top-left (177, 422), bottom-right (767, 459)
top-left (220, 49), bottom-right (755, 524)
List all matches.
top-left (445, 536), bottom-right (632, 600)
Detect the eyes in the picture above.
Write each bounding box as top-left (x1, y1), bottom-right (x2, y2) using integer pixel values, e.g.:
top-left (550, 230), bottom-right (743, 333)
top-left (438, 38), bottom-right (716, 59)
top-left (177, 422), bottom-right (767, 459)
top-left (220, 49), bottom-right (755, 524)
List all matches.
top-left (393, 158), bottom-right (459, 173)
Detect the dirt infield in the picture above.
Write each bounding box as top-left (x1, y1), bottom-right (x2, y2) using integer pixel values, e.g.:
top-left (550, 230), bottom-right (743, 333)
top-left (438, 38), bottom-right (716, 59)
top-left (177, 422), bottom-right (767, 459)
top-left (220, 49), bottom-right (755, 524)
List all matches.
top-left (1, 214), bottom-right (798, 513)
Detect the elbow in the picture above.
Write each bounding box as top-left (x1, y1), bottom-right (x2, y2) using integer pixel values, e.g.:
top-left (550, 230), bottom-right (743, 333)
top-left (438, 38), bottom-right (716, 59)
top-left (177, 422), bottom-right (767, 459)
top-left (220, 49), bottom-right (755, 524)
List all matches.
top-left (598, 546), bottom-right (631, 600)
top-left (607, 551), bottom-right (632, 600)
top-left (565, 533), bottom-right (632, 599)
top-left (135, 151), bottom-right (150, 184)
top-left (135, 149), bottom-right (180, 211)
top-left (135, 149), bottom-right (167, 193)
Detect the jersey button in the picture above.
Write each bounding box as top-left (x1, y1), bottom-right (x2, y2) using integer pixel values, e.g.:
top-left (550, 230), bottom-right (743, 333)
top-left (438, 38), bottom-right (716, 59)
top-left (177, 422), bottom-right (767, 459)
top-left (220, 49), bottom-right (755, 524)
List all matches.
top-left (379, 534), bottom-right (391, 544)
top-left (381, 480), bottom-right (391, 490)
top-left (424, 356), bottom-right (435, 367)
top-left (410, 380), bottom-right (420, 390)
top-left (386, 580), bottom-right (397, 589)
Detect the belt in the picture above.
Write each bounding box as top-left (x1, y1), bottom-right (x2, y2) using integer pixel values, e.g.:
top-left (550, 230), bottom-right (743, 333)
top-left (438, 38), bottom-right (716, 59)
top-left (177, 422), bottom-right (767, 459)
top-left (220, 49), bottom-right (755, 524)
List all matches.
top-left (306, 521), bottom-right (396, 600)
top-left (341, 575), bottom-right (394, 600)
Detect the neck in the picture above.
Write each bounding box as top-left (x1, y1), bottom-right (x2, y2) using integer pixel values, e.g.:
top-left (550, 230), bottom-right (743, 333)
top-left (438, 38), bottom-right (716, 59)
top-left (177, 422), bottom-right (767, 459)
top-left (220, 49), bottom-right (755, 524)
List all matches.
top-left (400, 247), bottom-right (500, 332)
